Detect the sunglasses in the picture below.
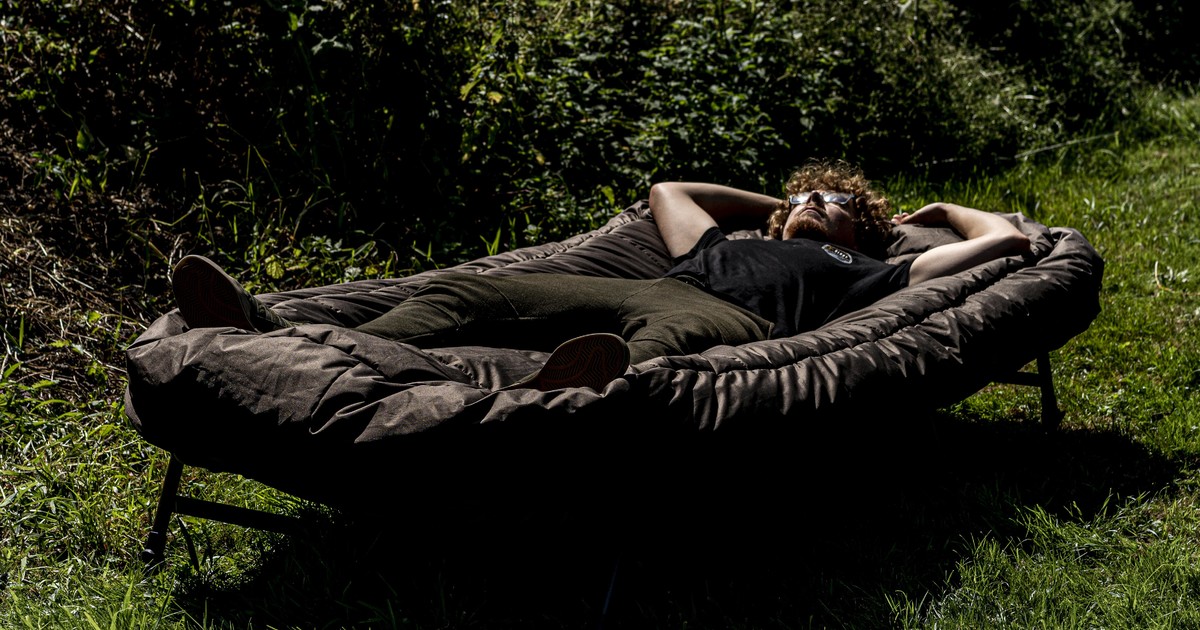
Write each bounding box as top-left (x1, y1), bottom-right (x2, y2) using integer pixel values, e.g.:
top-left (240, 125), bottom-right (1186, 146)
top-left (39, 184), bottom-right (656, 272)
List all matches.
top-left (788, 191), bottom-right (856, 206)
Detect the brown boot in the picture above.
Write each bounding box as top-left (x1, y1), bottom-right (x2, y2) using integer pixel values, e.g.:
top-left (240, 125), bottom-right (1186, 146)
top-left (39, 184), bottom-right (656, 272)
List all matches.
top-left (507, 333), bottom-right (630, 392)
top-left (172, 255), bottom-right (292, 332)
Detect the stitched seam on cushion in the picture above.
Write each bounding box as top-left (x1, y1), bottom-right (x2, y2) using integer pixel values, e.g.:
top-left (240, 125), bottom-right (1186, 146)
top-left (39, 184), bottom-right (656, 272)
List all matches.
top-left (299, 354), bottom-right (478, 430)
top-left (304, 362), bottom-right (349, 425)
top-left (324, 334), bottom-right (484, 392)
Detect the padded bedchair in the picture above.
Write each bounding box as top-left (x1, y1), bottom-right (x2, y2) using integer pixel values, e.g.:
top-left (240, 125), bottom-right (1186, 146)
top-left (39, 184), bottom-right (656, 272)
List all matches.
top-left (125, 201), bottom-right (1104, 563)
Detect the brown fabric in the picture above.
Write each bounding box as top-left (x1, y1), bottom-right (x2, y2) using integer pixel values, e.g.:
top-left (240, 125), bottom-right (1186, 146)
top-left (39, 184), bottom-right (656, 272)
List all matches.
top-left (125, 202), bottom-right (1104, 508)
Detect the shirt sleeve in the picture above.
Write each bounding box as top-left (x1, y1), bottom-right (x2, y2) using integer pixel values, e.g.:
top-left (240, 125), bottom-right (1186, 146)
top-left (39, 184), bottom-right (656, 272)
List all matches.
top-left (670, 226), bottom-right (728, 266)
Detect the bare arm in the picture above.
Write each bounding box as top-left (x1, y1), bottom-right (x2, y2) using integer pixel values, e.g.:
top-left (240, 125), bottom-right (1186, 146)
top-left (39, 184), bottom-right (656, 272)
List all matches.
top-left (649, 182), bottom-right (781, 258)
top-left (900, 203), bottom-right (1031, 285)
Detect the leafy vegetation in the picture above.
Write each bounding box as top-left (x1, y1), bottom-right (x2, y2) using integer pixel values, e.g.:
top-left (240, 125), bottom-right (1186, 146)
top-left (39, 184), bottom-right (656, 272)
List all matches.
top-left (2, 0), bottom-right (1199, 627)
top-left (5, 0), bottom-right (1195, 262)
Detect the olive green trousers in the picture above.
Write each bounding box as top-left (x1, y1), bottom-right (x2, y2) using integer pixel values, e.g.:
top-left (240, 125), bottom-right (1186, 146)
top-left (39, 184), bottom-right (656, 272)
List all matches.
top-left (354, 273), bottom-right (773, 364)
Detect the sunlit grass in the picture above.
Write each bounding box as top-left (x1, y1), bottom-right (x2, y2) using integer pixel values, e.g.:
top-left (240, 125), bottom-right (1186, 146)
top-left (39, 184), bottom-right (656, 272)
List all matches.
top-left (3, 90), bottom-right (1200, 628)
top-left (877, 96), bottom-right (1200, 628)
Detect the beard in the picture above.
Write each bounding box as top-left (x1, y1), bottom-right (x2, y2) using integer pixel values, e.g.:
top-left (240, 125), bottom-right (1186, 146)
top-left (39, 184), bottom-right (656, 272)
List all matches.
top-left (785, 212), bottom-right (831, 242)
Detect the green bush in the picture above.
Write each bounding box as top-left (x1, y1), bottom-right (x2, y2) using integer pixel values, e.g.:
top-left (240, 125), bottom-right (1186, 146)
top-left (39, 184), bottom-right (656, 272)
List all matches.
top-left (2, 0), bottom-right (1195, 268)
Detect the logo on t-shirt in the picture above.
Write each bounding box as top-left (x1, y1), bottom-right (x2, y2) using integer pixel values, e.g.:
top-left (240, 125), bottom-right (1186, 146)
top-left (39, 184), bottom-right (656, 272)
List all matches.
top-left (821, 244), bottom-right (854, 264)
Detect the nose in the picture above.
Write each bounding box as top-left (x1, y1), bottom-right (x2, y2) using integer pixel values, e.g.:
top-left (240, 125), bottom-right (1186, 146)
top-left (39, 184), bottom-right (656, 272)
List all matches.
top-left (806, 191), bottom-right (826, 208)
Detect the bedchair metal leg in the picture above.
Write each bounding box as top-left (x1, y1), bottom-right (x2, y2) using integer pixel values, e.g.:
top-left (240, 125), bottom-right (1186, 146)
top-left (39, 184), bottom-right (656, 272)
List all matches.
top-left (171, 494), bottom-right (304, 534)
top-left (598, 553), bottom-right (621, 629)
top-left (992, 352), bottom-right (1064, 429)
top-left (140, 453), bottom-right (306, 568)
top-left (1034, 353), bottom-right (1064, 428)
top-left (141, 454), bottom-right (184, 566)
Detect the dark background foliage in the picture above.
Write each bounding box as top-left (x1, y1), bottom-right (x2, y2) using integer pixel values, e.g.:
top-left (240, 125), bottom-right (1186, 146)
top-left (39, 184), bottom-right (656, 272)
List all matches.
top-left (2, 3), bottom-right (1199, 626)
top-left (2, 0), bottom-right (1197, 271)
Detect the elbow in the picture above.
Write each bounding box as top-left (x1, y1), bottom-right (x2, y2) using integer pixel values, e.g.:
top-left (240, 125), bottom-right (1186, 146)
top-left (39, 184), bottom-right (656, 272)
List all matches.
top-left (649, 182), bottom-right (675, 204)
top-left (1004, 231), bottom-right (1032, 256)
top-left (648, 182), bottom-right (681, 218)
top-left (983, 231), bottom-right (1031, 261)
top-left (648, 183), bottom-right (665, 213)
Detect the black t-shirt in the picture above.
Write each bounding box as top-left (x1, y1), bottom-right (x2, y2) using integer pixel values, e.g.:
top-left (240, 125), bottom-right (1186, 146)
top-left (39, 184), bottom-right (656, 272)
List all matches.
top-left (665, 227), bottom-right (912, 337)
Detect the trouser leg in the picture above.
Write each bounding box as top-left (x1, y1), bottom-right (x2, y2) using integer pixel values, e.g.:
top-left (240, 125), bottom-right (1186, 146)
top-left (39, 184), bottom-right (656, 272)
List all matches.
top-left (353, 273), bottom-right (629, 351)
top-left (353, 273), bottom-right (773, 363)
top-left (616, 279), bottom-right (774, 364)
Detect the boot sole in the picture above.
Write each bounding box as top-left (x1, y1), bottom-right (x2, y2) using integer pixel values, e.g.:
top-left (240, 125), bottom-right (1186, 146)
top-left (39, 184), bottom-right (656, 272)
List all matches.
top-left (172, 255), bottom-right (256, 330)
top-left (516, 333), bottom-right (630, 391)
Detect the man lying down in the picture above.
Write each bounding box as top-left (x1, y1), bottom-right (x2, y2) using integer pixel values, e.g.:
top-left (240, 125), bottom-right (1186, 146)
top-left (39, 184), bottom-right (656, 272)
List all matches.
top-left (171, 159), bottom-right (1030, 391)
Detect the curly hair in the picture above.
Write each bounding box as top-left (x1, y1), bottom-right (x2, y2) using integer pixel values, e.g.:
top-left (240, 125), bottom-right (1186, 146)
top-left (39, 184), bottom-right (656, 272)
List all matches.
top-left (765, 159), bottom-right (894, 259)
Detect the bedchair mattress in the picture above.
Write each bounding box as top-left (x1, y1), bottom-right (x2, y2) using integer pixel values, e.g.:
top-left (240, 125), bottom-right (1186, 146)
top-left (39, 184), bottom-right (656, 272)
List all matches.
top-left (125, 202), bottom-right (1103, 507)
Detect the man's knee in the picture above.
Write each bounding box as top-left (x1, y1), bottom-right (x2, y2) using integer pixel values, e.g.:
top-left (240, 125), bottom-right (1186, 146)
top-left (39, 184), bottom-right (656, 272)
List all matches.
top-left (619, 279), bottom-right (772, 360)
top-left (629, 311), bottom-right (769, 360)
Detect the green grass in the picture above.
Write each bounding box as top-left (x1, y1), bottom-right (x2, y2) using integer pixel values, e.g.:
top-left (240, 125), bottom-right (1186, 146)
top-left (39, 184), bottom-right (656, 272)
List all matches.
top-left (4, 96), bottom-right (1200, 627)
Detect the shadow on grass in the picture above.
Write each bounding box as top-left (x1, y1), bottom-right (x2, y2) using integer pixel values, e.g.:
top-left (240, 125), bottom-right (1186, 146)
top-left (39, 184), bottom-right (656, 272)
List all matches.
top-left (168, 410), bottom-right (1186, 629)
